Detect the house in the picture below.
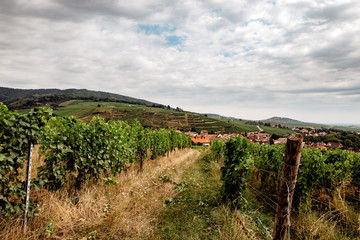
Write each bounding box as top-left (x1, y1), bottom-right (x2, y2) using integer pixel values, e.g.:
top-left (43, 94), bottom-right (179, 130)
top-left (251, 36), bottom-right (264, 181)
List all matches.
top-left (191, 136), bottom-right (210, 146)
top-left (185, 132), bottom-right (197, 137)
top-left (273, 138), bottom-right (287, 145)
top-left (247, 133), bottom-right (270, 144)
top-left (304, 141), bottom-right (328, 150)
top-left (300, 129), bottom-right (309, 134)
top-left (200, 130), bottom-right (208, 136)
top-left (315, 145), bottom-right (327, 150)
top-left (326, 142), bottom-right (343, 149)
top-left (208, 134), bottom-right (218, 142)
top-left (246, 132), bottom-right (258, 136)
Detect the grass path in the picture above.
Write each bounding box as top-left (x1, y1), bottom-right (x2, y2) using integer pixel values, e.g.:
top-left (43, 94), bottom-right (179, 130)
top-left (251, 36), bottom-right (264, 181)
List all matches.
top-left (151, 151), bottom-right (259, 240)
top-left (152, 151), bottom-right (224, 239)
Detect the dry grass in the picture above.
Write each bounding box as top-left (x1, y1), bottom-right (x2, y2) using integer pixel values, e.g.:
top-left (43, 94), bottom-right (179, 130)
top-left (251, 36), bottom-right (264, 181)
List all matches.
top-left (215, 206), bottom-right (258, 240)
top-left (292, 185), bottom-right (360, 240)
top-left (293, 211), bottom-right (342, 240)
top-left (0, 148), bottom-right (200, 240)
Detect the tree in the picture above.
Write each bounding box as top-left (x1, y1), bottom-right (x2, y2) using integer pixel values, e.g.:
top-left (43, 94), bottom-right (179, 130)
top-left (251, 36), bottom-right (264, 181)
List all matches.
top-left (324, 134), bottom-right (341, 143)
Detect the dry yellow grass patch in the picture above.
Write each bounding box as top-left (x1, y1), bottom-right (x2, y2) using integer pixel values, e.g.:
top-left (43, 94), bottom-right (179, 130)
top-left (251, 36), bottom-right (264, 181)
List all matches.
top-left (292, 186), bottom-right (360, 240)
top-left (0, 148), bottom-right (200, 240)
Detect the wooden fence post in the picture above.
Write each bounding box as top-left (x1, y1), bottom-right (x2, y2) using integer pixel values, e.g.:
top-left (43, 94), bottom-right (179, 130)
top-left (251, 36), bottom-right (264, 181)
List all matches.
top-left (24, 142), bottom-right (33, 233)
top-left (272, 134), bottom-right (303, 240)
top-left (138, 153), bottom-right (144, 173)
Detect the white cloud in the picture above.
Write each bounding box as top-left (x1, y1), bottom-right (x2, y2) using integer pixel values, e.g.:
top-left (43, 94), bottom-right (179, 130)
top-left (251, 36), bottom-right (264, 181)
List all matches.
top-left (0, 0), bottom-right (360, 124)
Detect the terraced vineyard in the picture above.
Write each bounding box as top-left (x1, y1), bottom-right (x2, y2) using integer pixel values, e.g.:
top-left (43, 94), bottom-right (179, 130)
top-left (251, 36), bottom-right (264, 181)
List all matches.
top-left (53, 100), bottom-right (260, 134)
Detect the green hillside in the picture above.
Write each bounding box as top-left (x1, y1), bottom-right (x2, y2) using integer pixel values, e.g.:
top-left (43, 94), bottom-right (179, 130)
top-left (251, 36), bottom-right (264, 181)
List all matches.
top-left (5, 86), bottom-right (355, 134)
top-left (52, 100), bottom-right (257, 134)
top-left (52, 101), bottom-right (299, 135)
top-left (0, 87), bottom-right (163, 110)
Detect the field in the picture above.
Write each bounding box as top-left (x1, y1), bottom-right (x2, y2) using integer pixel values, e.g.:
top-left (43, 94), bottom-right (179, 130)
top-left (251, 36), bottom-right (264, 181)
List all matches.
top-left (259, 125), bottom-right (295, 135)
top-left (52, 100), bottom-right (264, 134)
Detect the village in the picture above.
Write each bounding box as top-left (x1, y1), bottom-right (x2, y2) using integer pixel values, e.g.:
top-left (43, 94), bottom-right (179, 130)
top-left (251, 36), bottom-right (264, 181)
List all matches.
top-left (184, 128), bottom-right (348, 151)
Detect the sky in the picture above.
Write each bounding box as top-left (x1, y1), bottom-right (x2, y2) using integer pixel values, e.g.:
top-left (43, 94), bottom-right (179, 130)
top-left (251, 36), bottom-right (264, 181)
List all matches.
top-left (1, 0), bottom-right (360, 124)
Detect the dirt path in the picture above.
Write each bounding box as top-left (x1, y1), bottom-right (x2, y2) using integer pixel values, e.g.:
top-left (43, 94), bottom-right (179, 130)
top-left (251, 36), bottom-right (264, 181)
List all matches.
top-left (29, 149), bottom-right (202, 240)
top-left (97, 148), bottom-right (202, 239)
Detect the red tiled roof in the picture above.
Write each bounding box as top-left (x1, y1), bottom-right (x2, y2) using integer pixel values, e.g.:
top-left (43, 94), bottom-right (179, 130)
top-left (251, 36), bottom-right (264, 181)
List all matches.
top-left (191, 136), bottom-right (210, 144)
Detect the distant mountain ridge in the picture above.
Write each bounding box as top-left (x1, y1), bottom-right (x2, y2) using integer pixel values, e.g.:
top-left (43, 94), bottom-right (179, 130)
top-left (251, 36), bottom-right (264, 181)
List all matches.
top-left (0, 87), bottom-right (164, 109)
top-left (264, 116), bottom-right (304, 124)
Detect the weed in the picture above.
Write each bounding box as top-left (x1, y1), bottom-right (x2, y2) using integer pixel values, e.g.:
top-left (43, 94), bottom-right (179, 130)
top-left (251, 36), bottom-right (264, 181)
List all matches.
top-left (102, 177), bottom-right (119, 186)
top-left (45, 219), bottom-right (55, 238)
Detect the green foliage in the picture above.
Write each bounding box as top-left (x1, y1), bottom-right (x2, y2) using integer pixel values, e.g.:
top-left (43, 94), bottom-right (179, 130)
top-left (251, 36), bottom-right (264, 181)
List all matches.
top-left (45, 219), bottom-right (55, 238)
top-left (1, 103), bottom-right (191, 216)
top-left (0, 103), bottom-right (51, 216)
top-left (220, 137), bottom-right (254, 207)
top-left (216, 136), bottom-right (360, 209)
top-left (209, 139), bottom-right (225, 160)
top-left (295, 148), bottom-right (354, 205)
top-left (252, 144), bottom-right (284, 193)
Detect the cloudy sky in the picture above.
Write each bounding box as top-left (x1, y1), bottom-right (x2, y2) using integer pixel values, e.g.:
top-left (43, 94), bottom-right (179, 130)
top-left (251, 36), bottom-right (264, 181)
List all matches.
top-left (1, 0), bottom-right (360, 124)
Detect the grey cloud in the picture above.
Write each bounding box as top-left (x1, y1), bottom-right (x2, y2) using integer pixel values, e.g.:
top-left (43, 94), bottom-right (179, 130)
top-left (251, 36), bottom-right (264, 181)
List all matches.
top-left (1, 0), bottom-right (360, 124)
top-left (305, 2), bottom-right (360, 24)
top-left (310, 37), bottom-right (360, 70)
top-left (277, 86), bottom-right (360, 95)
top-left (0, 0), bottom-right (171, 22)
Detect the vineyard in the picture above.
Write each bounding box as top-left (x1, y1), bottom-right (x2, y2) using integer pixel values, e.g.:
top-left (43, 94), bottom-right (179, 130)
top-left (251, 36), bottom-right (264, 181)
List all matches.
top-left (2, 101), bottom-right (360, 239)
top-left (0, 103), bottom-right (191, 218)
top-left (211, 136), bottom-right (360, 239)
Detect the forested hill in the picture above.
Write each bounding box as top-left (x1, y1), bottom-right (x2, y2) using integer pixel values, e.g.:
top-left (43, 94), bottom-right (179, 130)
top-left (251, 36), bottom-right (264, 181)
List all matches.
top-left (264, 116), bottom-right (303, 124)
top-left (0, 87), bottom-right (164, 110)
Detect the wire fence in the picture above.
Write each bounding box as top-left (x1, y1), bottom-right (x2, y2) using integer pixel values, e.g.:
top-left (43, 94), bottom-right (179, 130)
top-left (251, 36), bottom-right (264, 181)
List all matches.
top-left (244, 164), bottom-right (360, 239)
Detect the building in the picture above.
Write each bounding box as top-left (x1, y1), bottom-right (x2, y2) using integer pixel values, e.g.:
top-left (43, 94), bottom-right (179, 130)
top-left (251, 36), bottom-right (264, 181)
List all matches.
top-left (273, 138), bottom-right (287, 145)
top-left (300, 129), bottom-right (309, 134)
top-left (326, 142), bottom-right (343, 149)
top-left (185, 132), bottom-right (197, 137)
top-left (247, 133), bottom-right (271, 144)
top-left (191, 136), bottom-right (210, 146)
top-left (200, 130), bottom-right (208, 136)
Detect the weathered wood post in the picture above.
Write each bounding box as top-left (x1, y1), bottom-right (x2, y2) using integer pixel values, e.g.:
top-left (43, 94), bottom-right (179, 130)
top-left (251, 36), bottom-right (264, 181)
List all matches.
top-left (138, 152), bottom-right (144, 173)
top-left (24, 142), bottom-right (33, 233)
top-left (272, 134), bottom-right (303, 240)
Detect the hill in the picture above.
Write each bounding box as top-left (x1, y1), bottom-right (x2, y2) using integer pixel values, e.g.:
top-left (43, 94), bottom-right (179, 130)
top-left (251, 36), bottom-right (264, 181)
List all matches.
top-left (0, 87), bottom-right (269, 134)
top-left (0, 87), bottom-right (164, 110)
top-left (263, 116), bottom-right (360, 132)
top-left (264, 116), bottom-right (303, 124)
top-left (50, 100), bottom-right (259, 133)
top-left (5, 86), bottom-right (355, 134)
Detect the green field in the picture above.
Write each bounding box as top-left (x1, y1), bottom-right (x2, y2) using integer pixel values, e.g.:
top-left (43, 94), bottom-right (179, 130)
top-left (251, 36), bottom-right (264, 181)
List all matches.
top-left (221, 118), bottom-right (259, 132)
top-left (16, 100), bottom-right (303, 135)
